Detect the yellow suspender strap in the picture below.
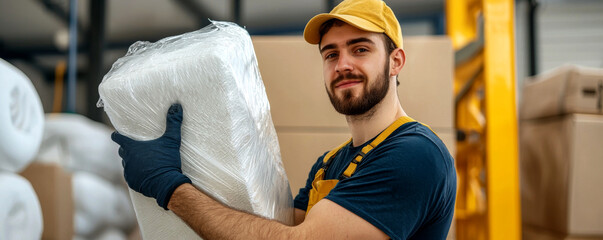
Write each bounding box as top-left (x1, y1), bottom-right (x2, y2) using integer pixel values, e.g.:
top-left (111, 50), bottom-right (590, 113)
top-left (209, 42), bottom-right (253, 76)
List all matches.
top-left (322, 138), bottom-right (352, 165)
top-left (341, 116), bottom-right (416, 178)
top-left (313, 138), bottom-right (352, 182)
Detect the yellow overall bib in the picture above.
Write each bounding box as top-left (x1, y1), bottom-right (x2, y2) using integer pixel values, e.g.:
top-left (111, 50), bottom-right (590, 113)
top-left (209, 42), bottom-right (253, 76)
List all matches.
top-left (306, 116), bottom-right (419, 215)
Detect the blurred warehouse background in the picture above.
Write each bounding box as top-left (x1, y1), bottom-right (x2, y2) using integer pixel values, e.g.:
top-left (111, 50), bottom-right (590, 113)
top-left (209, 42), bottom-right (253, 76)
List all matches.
top-left (1, 0), bottom-right (602, 240)
top-left (1, 0), bottom-right (603, 119)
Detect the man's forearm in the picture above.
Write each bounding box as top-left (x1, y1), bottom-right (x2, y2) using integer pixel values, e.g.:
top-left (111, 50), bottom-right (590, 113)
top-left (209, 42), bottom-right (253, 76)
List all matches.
top-left (167, 183), bottom-right (302, 240)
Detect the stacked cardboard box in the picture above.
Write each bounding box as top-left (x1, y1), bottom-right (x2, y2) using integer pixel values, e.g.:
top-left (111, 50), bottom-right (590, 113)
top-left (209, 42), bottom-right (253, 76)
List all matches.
top-left (524, 226), bottom-right (603, 240)
top-left (252, 35), bottom-right (454, 192)
top-left (520, 65), bottom-right (603, 240)
top-left (20, 162), bottom-right (74, 240)
top-left (252, 36), bottom-right (455, 238)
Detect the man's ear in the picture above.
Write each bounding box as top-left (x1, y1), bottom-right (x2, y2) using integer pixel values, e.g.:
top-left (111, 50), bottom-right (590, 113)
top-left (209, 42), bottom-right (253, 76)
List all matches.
top-left (389, 48), bottom-right (406, 77)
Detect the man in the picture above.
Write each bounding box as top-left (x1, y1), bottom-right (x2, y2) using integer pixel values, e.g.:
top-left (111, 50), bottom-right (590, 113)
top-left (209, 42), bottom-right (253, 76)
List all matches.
top-left (112, 0), bottom-right (456, 239)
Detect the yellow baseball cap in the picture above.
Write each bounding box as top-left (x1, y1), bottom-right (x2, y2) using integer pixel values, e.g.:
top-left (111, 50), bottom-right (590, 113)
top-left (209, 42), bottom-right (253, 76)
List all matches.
top-left (303, 0), bottom-right (403, 49)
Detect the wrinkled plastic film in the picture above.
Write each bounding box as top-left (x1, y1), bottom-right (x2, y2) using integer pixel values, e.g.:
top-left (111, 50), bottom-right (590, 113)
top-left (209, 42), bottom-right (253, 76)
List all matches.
top-left (98, 21), bottom-right (293, 239)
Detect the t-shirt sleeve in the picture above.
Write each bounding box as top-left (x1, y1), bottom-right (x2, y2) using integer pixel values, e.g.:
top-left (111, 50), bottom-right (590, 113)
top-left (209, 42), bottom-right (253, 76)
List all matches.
top-left (293, 152), bottom-right (328, 211)
top-left (325, 134), bottom-right (455, 240)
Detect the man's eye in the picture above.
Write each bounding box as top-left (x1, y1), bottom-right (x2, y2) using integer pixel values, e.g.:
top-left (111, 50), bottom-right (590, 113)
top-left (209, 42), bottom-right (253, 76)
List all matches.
top-left (356, 48), bottom-right (368, 53)
top-left (325, 53), bottom-right (337, 59)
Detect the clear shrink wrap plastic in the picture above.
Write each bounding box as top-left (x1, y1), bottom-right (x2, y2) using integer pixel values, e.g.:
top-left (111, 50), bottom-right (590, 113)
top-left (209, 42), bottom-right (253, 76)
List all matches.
top-left (98, 21), bottom-right (293, 239)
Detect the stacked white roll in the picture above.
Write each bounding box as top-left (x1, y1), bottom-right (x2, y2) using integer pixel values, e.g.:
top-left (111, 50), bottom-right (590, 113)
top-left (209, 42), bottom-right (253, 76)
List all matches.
top-left (73, 228), bottom-right (128, 240)
top-left (73, 172), bottom-right (136, 238)
top-left (37, 113), bottom-right (123, 183)
top-left (0, 172), bottom-right (43, 240)
top-left (0, 59), bottom-right (44, 240)
top-left (35, 113), bottom-right (137, 239)
top-left (0, 59), bottom-right (44, 173)
top-left (93, 228), bottom-right (128, 240)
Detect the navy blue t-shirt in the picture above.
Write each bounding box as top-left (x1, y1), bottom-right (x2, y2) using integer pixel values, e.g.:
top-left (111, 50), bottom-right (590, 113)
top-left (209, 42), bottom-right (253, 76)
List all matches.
top-left (294, 121), bottom-right (456, 240)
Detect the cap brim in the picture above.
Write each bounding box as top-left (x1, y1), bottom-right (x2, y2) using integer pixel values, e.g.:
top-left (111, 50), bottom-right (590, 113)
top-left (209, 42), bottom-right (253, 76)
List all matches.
top-left (303, 13), bottom-right (384, 45)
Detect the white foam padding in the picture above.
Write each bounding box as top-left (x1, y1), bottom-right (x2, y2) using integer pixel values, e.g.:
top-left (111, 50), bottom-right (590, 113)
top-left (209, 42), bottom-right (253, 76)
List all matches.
top-left (0, 58), bottom-right (44, 173)
top-left (72, 171), bottom-right (136, 237)
top-left (0, 173), bottom-right (43, 240)
top-left (74, 227), bottom-right (128, 240)
top-left (98, 21), bottom-right (293, 239)
top-left (93, 228), bottom-right (128, 240)
top-left (36, 113), bottom-right (123, 183)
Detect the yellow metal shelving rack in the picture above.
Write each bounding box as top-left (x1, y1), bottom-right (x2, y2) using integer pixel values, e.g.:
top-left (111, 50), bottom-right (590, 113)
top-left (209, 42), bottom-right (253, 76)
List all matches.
top-left (446, 0), bottom-right (521, 239)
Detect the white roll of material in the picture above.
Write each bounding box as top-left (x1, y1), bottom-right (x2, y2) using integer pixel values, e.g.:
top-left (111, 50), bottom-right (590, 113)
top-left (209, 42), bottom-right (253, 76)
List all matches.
top-left (0, 58), bottom-right (44, 173)
top-left (0, 173), bottom-right (43, 240)
top-left (37, 113), bottom-right (122, 183)
top-left (75, 227), bottom-right (128, 240)
top-left (72, 171), bottom-right (136, 237)
top-left (93, 227), bottom-right (128, 240)
top-left (98, 21), bottom-right (293, 239)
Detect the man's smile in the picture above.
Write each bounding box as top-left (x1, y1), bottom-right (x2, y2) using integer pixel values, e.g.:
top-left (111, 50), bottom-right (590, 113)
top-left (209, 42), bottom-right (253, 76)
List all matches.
top-left (334, 79), bottom-right (363, 89)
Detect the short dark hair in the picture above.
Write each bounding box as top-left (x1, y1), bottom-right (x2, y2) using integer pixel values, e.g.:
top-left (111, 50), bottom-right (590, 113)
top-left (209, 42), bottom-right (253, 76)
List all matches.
top-left (318, 18), bottom-right (400, 86)
top-left (318, 19), bottom-right (346, 45)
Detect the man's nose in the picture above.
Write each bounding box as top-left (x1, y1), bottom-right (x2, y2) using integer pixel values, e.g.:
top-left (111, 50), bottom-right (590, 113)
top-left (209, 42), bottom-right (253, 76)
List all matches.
top-left (335, 52), bottom-right (353, 73)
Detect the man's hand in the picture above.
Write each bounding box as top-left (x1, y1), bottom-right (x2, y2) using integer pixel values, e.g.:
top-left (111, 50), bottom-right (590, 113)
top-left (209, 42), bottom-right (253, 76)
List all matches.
top-left (111, 103), bottom-right (192, 210)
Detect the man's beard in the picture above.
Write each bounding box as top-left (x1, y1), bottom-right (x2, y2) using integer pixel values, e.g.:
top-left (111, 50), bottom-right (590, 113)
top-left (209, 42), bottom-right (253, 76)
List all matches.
top-left (327, 59), bottom-right (390, 116)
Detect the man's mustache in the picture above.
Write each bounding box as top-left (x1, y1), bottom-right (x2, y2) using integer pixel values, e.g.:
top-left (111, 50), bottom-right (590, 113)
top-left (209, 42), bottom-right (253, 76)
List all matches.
top-left (331, 73), bottom-right (367, 89)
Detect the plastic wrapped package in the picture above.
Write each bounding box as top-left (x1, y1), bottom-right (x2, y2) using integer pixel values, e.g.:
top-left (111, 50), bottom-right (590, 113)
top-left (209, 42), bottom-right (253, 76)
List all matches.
top-left (98, 21), bottom-right (294, 239)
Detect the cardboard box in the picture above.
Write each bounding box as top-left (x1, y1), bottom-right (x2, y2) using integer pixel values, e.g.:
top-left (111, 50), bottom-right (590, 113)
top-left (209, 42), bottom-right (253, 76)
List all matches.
top-left (252, 36), bottom-right (454, 130)
top-left (520, 65), bottom-right (603, 120)
top-left (437, 130), bottom-right (456, 159)
top-left (252, 36), bottom-right (344, 128)
top-left (396, 36), bottom-right (454, 130)
top-left (253, 34), bottom-right (455, 194)
top-left (520, 114), bottom-right (603, 235)
top-left (276, 131), bottom-right (350, 193)
top-left (523, 225), bottom-right (603, 240)
top-left (128, 225), bottom-right (142, 240)
top-left (20, 162), bottom-right (74, 240)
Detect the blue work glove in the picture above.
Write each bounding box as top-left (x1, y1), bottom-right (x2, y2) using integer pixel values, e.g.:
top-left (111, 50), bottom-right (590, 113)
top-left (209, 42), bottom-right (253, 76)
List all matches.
top-left (111, 103), bottom-right (192, 210)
